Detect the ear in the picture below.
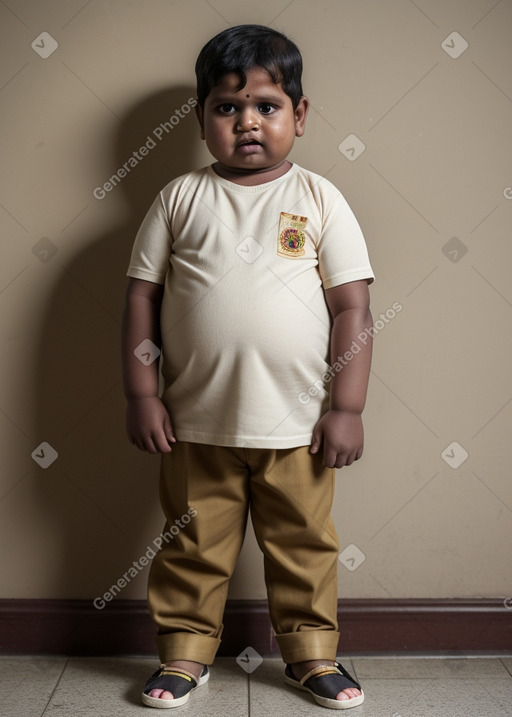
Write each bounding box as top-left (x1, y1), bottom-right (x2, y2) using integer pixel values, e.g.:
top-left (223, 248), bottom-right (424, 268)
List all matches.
top-left (294, 96), bottom-right (309, 137)
top-left (195, 101), bottom-right (205, 140)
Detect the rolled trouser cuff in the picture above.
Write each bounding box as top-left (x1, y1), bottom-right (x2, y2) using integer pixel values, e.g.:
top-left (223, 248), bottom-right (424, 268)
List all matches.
top-left (157, 632), bottom-right (221, 665)
top-left (275, 630), bottom-right (340, 663)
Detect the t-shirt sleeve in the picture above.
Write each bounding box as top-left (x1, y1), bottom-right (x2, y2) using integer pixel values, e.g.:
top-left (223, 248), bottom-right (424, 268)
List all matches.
top-left (126, 192), bottom-right (173, 284)
top-left (317, 190), bottom-right (375, 289)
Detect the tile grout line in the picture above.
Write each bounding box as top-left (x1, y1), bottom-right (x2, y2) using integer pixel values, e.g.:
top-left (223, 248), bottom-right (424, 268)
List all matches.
top-left (40, 657), bottom-right (70, 716)
top-left (267, 0), bottom-right (297, 27)
top-left (471, 0), bottom-right (504, 29)
top-left (499, 657), bottom-right (512, 678)
top-left (60, 0), bottom-right (94, 29)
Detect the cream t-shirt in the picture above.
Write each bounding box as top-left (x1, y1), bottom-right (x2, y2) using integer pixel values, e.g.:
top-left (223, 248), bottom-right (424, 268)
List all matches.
top-left (127, 163), bottom-right (374, 448)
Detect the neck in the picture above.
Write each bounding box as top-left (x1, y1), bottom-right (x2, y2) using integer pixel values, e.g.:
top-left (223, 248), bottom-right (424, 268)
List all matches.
top-left (212, 160), bottom-right (291, 185)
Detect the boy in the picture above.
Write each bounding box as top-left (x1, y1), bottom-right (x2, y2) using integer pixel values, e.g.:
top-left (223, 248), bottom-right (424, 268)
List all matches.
top-left (122, 24), bottom-right (374, 710)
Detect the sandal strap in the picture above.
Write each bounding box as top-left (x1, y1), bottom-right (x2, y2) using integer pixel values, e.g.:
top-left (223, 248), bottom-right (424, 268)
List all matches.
top-left (299, 664), bottom-right (341, 685)
top-left (143, 665), bottom-right (199, 698)
top-left (158, 666), bottom-right (198, 683)
top-left (334, 661), bottom-right (362, 690)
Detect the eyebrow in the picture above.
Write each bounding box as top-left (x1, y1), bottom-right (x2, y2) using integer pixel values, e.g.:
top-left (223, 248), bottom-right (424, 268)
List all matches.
top-left (209, 93), bottom-right (285, 105)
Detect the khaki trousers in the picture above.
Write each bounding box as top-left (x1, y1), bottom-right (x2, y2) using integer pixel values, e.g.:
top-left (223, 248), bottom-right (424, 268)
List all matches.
top-left (147, 442), bottom-right (340, 664)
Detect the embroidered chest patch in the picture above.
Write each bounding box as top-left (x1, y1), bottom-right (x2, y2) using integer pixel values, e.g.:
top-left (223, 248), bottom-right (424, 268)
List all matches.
top-left (277, 212), bottom-right (308, 258)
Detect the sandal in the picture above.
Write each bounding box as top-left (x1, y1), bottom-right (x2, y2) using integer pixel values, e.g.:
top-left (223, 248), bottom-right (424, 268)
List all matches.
top-left (142, 664), bottom-right (209, 708)
top-left (284, 661), bottom-right (364, 710)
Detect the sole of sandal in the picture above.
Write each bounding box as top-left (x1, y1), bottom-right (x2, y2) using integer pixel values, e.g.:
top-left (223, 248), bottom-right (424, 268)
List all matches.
top-left (142, 669), bottom-right (209, 709)
top-left (284, 674), bottom-right (365, 710)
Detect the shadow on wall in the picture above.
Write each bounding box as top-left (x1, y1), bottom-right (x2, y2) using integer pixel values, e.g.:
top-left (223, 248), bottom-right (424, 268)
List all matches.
top-left (31, 86), bottom-right (203, 627)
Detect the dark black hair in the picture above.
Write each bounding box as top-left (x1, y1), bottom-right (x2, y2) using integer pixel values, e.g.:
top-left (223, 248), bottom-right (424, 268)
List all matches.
top-left (195, 24), bottom-right (303, 109)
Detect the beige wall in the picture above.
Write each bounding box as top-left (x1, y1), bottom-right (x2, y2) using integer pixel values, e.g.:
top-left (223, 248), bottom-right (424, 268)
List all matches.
top-left (1, 0), bottom-right (511, 606)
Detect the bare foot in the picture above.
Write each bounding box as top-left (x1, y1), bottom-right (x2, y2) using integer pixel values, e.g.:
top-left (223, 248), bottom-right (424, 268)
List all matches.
top-left (148, 659), bottom-right (203, 701)
top-left (290, 659), bottom-right (362, 702)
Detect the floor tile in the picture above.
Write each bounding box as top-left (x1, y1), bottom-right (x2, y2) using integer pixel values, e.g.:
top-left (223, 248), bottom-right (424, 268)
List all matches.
top-left (42, 657), bottom-right (248, 717)
top-left (41, 657), bottom-right (152, 717)
top-left (3, 654), bottom-right (511, 717)
top-left (357, 677), bottom-right (512, 717)
top-left (0, 656), bottom-right (67, 717)
top-left (250, 658), bottom-right (359, 716)
top-left (183, 658), bottom-right (248, 717)
top-left (250, 658), bottom-right (329, 716)
top-left (250, 658), bottom-right (512, 717)
top-left (351, 656), bottom-right (511, 679)
top-left (500, 657), bottom-right (512, 676)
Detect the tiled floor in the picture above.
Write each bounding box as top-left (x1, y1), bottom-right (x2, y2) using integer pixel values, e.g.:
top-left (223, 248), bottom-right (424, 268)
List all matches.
top-left (2, 655), bottom-right (512, 717)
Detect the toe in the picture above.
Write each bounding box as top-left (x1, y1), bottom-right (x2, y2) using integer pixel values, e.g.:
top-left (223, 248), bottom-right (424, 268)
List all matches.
top-left (149, 688), bottom-right (174, 700)
top-left (336, 687), bottom-right (361, 701)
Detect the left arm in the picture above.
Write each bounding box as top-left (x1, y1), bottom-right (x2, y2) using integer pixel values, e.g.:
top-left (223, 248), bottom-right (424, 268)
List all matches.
top-left (310, 280), bottom-right (373, 469)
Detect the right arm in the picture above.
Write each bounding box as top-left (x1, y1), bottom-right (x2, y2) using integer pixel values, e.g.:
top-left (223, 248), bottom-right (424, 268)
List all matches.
top-left (121, 277), bottom-right (176, 453)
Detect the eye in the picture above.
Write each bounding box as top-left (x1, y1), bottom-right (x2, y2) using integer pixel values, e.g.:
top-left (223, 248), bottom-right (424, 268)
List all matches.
top-left (258, 103), bottom-right (275, 115)
top-left (217, 103), bottom-right (236, 114)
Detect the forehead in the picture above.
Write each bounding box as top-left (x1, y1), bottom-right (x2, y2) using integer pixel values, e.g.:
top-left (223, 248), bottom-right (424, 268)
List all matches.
top-left (207, 66), bottom-right (289, 101)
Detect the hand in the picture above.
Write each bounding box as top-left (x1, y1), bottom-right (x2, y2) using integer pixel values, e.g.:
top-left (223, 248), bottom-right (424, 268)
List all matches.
top-left (310, 410), bottom-right (364, 469)
top-left (126, 396), bottom-right (176, 454)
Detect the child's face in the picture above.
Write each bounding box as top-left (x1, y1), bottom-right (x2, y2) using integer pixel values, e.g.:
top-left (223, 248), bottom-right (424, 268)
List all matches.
top-left (196, 66), bottom-right (308, 175)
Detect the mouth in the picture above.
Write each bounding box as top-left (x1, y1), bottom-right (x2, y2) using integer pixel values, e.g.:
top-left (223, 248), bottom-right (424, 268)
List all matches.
top-left (236, 139), bottom-right (262, 148)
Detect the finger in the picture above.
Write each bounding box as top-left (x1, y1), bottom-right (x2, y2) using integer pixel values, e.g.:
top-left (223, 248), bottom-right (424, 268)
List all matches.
top-left (335, 453), bottom-right (349, 469)
top-left (163, 413), bottom-right (176, 444)
top-left (151, 422), bottom-right (175, 453)
top-left (142, 435), bottom-right (158, 454)
top-left (132, 436), bottom-right (145, 451)
top-left (310, 429), bottom-right (321, 454)
top-left (342, 451), bottom-right (354, 467)
top-left (324, 446), bottom-right (337, 469)
top-left (154, 433), bottom-right (173, 453)
top-left (147, 430), bottom-right (170, 454)
top-left (346, 447), bottom-right (362, 465)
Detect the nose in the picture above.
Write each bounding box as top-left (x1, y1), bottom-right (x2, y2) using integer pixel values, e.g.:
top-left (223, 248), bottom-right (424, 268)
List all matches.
top-left (236, 108), bottom-right (260, 131)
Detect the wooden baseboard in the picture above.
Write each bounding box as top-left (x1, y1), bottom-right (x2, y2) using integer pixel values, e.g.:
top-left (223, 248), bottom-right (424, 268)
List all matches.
top-left (0, 598), bottom-right (510, 655)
